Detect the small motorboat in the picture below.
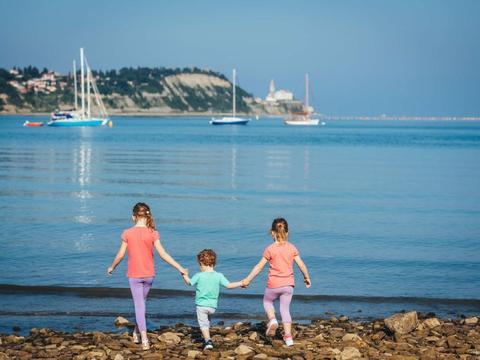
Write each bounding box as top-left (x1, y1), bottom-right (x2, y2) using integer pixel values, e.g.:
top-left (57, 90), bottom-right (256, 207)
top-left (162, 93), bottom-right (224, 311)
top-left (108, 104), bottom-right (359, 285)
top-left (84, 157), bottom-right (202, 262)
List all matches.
top-left (23, 121), bottom-right (44, 127)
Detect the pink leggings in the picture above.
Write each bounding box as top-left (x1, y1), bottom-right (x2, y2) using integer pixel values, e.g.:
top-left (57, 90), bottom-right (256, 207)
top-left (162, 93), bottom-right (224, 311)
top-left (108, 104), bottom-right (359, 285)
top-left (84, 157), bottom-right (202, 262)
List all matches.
top-left (263, 286), bottom-right (294, 323)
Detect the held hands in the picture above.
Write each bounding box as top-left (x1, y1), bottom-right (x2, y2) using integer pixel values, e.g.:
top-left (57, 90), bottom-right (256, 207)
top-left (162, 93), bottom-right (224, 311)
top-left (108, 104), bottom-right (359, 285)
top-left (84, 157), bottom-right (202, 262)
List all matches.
top-left (241, 279), bottom-right (250, 288)
top-left (107, 266), bottom-right (114, 275)
top-left (304, 277), bottom-right (312, 288)
top-left (179, 267), bottom-right (188, 276)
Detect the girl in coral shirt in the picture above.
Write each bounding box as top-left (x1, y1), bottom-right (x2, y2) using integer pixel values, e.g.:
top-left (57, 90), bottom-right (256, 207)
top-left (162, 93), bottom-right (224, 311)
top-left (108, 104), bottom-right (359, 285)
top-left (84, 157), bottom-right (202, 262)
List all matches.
top-left (107, 202), bottom-right (187, 350)
top-left (243, 218), bottom-right (311, 346)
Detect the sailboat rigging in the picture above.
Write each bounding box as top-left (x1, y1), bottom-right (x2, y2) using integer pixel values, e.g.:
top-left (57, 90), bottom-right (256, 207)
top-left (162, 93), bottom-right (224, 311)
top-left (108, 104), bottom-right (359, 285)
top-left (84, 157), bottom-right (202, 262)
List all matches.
top-left (210, 69), bottom-right (250, 125)
top-left (48, 48), bottom-right (110, 127)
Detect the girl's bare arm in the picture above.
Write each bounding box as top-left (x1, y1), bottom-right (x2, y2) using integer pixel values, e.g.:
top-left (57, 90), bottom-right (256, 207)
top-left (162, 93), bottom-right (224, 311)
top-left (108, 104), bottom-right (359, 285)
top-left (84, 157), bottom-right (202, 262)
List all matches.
top-left (225, 281), bottom-right (244, 289)
top-left (243, 257), bottom-right (268, 286)
top-left (294, 255), bottom-right (311, 287)
top-left (154, 239), bottom-right (187, 274)
top-left (181, 272), bottom-right (191, 285)
top-left (107, 242), bottom-right (127, 274)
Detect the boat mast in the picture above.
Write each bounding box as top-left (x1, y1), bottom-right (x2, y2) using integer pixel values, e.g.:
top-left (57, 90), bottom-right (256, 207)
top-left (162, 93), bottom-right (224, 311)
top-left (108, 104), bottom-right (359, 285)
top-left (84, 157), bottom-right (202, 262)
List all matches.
top-left (305, 73), bottom-right (309, 112)
top-left (87, 65), bottom-right (91, 119)
top-left (73, 60), bottom-right (78, 110)
top-left (80, 48), bottom-right (85, 119)
top-left (232, 68), bottom-right (236, 118)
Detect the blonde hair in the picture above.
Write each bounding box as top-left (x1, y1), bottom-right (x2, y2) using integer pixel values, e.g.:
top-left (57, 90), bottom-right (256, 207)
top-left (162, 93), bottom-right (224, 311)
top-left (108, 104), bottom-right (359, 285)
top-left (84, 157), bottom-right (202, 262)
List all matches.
top-left (132, 202), bottom-right (156, 230)
top-left (271, 217), bottom-right (288, 243)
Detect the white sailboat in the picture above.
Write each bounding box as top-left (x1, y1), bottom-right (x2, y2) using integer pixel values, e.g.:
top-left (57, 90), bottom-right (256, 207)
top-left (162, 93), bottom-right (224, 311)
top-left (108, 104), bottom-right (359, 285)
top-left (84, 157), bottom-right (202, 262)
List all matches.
top-left (284, 73), bottom-right (320, 126)
top-left (48, 48), bottom-right (110, 127)
top-left (210, 69), bottom-right (250, 125)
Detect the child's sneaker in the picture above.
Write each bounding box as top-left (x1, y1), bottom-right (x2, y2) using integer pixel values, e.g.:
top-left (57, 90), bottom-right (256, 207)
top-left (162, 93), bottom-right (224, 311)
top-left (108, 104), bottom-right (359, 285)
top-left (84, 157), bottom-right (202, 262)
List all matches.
top-left (203, 339), bottom-right (214, 350)
top-left (132, 330), bottom-right (140, 344)
top-left (141, 339), bottom-right (150, 350)
top-left (266, 319), bottom-right (279, 336)
top-left (283, 335), bottom-right (294, 347)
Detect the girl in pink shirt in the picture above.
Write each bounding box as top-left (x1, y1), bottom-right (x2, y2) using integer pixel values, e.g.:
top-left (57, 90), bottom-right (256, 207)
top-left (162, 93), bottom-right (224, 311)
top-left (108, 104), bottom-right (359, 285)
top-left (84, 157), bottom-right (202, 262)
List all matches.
top-left (107, 203), bottom-right (187, 350)
top-left (243, 218), bottom-right (311, 346)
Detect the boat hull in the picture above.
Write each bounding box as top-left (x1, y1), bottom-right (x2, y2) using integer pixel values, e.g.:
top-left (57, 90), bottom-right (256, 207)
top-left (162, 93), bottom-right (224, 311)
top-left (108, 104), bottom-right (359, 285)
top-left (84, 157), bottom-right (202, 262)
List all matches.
top-left (284, 119), bottom-right (320, 126)
top-left (210, 117), bottom-right (250, 125)
top-left (47, 119), bottom-right (108, 127)
top-left (23, 121), bottom-right (44, 127)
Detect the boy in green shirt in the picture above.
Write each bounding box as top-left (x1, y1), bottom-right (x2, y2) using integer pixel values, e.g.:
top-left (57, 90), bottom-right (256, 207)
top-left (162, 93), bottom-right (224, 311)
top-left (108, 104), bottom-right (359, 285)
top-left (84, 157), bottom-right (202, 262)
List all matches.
top-left (182, 249), bottom-right (244, 350)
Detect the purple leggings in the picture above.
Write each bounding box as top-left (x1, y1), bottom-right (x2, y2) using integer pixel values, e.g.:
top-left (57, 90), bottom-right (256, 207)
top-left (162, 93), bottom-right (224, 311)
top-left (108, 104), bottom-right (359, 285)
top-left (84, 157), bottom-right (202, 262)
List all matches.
top-left (128, 277), bottom-right (154, 332)
top-left (263, 286), bottom-right (294, 323)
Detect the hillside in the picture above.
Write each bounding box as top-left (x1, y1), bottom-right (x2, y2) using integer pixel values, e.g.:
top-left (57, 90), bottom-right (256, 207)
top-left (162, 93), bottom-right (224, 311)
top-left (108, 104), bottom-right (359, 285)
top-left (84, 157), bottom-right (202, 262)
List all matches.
top-left (0, 66), bottom-right (303, 115)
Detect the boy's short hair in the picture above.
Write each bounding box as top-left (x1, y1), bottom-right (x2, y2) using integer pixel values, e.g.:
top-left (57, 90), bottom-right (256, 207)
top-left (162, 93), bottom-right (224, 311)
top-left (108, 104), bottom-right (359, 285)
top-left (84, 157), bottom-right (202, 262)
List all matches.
top-left (197, 249), bottom-right (216, 267)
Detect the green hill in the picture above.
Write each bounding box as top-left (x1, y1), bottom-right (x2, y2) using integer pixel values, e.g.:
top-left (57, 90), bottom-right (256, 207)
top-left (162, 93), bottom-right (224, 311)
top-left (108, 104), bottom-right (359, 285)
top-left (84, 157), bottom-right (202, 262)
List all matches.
top-left (0, 66), bottom-right (303, 115)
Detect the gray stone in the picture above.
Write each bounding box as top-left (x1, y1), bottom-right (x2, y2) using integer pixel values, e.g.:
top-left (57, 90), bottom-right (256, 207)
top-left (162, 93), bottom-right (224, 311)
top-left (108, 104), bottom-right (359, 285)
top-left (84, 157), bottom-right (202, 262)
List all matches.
top-left (464, 316), bottom-right (478, 325)
top-left (113, 316), bottom-right (130, 327)
top-left (157, 332), bottom-right (181, 344)
top-left (187, 350), bottom-right (202, 358)
top-left (423, 317), bottom-right (441, 329)
top-left (253, 354), bottom-right (268, 359)
top-left (235, 344), bottom-right (255, 356)
top-left (340, 346), bottom-right (362, 360)
top-left (384, 311), bottom-right (418, 335)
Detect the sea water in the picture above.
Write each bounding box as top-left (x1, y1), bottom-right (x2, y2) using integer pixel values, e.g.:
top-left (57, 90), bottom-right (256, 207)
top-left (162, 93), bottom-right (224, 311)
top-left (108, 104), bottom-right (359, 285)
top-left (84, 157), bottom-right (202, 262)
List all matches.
top-left (0, 116), bottom-right (479, 334)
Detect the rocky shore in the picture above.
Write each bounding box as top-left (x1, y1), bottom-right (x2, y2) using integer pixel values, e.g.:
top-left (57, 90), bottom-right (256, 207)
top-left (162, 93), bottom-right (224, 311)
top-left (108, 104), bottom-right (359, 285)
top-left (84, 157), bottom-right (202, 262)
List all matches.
top-left (1, 312), bottom-right (478, 359)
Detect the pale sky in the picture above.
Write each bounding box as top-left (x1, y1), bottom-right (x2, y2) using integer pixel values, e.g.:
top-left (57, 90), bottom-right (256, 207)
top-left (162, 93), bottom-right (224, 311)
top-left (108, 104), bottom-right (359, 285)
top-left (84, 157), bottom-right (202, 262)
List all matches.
top-left (1, 0), bottom-right (479, 116)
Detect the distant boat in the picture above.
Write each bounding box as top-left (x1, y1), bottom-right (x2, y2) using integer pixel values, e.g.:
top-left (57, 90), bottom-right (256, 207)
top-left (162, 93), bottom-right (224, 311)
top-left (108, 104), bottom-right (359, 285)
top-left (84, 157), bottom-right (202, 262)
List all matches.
top-left (47, 48), bottom-right (110, 127)
top-left (23, 121), bottom-right (44, 127)
top-left (284, 73), bottom-right (320, 126)
top-left (210, 69), bottom-right (250, 125)
top-left (284, 112), bottom-right (320, 126)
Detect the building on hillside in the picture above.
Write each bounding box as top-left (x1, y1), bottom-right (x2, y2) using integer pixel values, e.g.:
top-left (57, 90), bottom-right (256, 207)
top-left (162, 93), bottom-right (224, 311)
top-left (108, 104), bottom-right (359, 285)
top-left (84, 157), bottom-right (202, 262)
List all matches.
top-left (265, 79), bottom-right (294, 104)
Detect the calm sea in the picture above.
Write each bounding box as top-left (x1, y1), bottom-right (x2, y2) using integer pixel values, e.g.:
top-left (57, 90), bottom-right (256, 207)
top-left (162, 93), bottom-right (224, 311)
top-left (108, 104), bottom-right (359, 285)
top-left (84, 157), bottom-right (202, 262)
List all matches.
top-left (0, 115), bottom-right (479, 334)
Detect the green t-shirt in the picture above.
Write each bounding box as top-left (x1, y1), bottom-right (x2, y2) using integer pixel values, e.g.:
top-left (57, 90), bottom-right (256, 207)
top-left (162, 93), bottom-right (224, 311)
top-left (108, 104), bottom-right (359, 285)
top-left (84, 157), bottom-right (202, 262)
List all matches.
top-left (190, 271), bottom-right (230, 308)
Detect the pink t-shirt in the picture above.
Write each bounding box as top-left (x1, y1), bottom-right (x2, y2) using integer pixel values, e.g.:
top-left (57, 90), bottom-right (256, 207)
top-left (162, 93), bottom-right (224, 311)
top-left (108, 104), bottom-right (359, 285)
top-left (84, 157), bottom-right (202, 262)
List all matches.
top-left (263, 242), bottom-right (299, 288)
top-left (122, 226), bottom-right (159, 278)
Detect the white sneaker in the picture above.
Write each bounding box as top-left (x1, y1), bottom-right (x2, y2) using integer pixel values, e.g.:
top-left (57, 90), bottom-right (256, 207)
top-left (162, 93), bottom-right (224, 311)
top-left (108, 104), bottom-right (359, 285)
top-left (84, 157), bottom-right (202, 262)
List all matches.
top-left (141, 339), bottom-right (150, 350)
top-left (283, 335), bottom-right (294, 346)
top-left (132, 331), bottom-right (140, 344)
top-left (266, 319), bottom-right (279, 337)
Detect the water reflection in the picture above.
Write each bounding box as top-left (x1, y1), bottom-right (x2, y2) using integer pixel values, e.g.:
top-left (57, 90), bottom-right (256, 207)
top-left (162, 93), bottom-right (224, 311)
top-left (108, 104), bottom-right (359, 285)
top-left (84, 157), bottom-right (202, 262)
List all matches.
top-left (73, 141), bottom-right (92, 186)
top-left (230, 146), bottom-right (237, 191)
top-left (72, 137), bottom-right (94, 229)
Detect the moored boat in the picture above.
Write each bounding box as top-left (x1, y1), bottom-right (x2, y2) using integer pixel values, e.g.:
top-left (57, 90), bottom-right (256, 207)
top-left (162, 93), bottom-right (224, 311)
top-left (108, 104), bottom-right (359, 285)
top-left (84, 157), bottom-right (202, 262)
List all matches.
top-left (47, 48), bottom-right (110, 127)
top-left (23, 121), bottom-right (44, 127)
top-left (284, 112), bottom-right (320, 126)
top-left (210, 69), bottom-right (250, 125)
top-left (284, 73), bottom-right (322, 126)
top-left (210, 117), bottom-right (250, 125)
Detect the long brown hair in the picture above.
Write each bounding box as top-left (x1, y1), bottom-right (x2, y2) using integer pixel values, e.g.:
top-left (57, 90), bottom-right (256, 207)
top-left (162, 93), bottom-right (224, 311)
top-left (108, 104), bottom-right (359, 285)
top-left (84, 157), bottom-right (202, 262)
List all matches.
top-left (132, 202), bottom-right (156, 230)
top-left (271, 217), bottom-right (288, 243)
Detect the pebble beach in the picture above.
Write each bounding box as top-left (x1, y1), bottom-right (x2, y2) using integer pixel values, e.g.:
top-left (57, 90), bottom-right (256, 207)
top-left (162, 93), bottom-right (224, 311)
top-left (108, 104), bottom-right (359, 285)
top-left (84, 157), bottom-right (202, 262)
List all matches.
top-left (1, 312), bottom-right (479, 359)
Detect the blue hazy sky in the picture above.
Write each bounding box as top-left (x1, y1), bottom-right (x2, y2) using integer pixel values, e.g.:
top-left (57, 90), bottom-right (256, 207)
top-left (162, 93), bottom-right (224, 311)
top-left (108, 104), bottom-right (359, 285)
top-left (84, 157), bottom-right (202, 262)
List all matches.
top-left (1, 0), bottom-right (479, 116)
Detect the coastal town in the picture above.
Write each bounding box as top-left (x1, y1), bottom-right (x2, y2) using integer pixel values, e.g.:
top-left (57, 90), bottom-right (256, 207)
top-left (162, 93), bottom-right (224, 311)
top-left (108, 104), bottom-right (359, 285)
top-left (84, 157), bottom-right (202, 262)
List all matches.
top-left (7, 68), bottom-right (68, 95)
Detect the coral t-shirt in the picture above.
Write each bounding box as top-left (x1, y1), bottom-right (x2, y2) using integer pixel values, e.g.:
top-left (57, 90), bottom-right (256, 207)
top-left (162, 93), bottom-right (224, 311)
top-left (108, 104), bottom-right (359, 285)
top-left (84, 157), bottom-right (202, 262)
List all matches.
top-left (122, 226), bottom-right (159, 278)
top-left (263, 242), bottom-right (299, 288)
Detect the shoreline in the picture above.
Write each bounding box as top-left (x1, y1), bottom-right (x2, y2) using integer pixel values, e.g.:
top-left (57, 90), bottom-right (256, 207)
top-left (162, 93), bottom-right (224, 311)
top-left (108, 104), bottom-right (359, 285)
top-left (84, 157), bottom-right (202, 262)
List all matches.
top-left (2, 112), bottom-right (480, 121)
top-left (1, 312), bottom-right (478, 359)
top-left (2, 284), bottom-right (480, 305)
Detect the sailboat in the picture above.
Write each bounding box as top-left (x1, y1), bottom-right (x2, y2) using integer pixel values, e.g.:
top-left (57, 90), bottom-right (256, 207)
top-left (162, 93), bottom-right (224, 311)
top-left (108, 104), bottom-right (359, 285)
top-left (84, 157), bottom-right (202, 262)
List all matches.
top-left (210, 69), bottom-right (250, 125)
top-left (284, 73), bottom-right (320, 126)
top-left (48, 48), bottom-right (110, 127)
